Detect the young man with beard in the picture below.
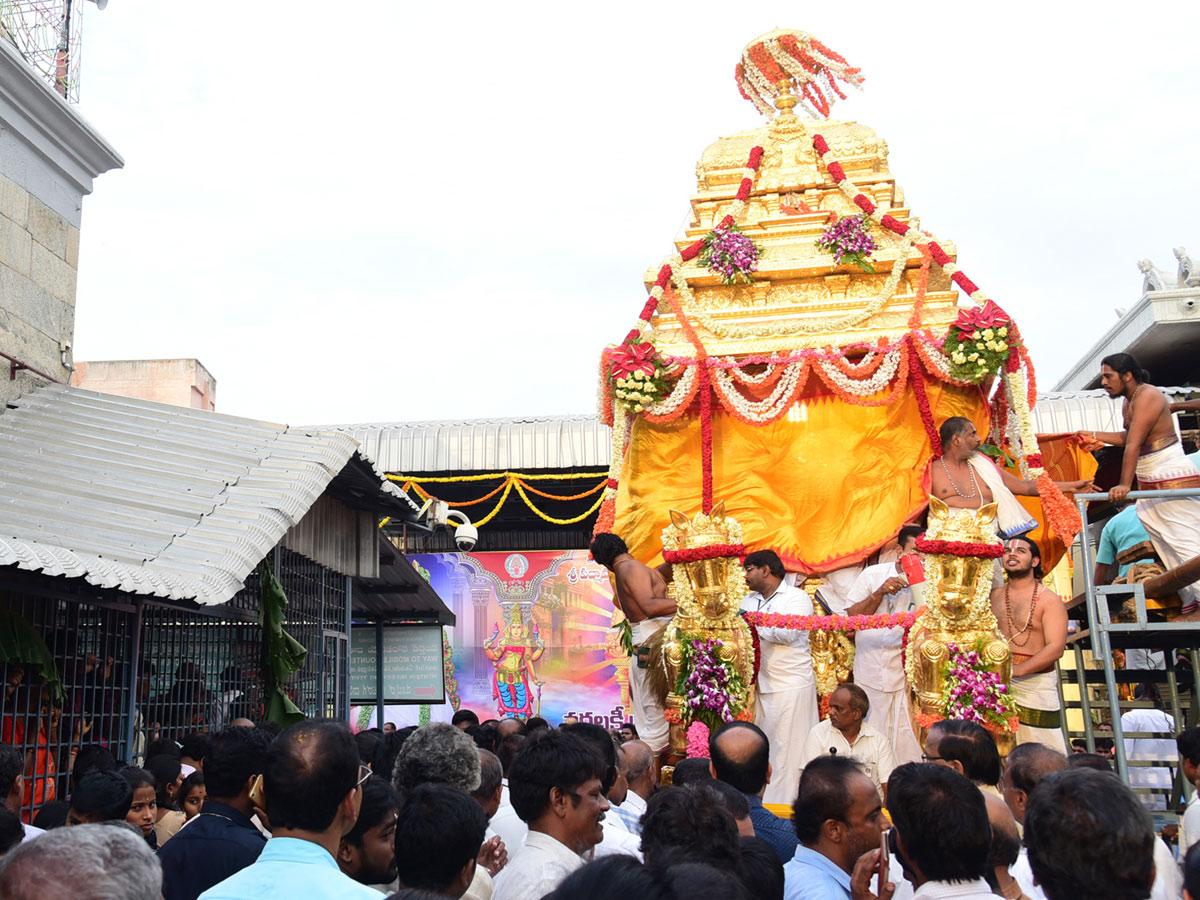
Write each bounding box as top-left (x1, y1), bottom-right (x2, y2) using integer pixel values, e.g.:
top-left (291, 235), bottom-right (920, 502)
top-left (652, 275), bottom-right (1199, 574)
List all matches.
top-left (990, 536), bottom-right (1067, 752)
top-left (784, 755), bottom-right (890, 900)
top-left (337, 777), bottom-right (399, 888)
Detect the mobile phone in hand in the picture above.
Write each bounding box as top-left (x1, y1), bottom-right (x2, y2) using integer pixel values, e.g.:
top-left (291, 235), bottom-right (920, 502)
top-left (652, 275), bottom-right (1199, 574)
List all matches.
top-left (879, 830), bottom-right (890, 896)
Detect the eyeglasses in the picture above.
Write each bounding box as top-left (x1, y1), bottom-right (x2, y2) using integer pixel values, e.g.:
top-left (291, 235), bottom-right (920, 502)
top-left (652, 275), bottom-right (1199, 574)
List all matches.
top-left (356, 764), bottom-right (372, 788)
top-left (921, 754), bottom-right (947, 763)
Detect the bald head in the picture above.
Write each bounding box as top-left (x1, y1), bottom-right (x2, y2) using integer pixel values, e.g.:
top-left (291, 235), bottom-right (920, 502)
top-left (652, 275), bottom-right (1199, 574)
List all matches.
top-left (1002, 743), bottom-right (1067, 824)
top-left (709, 722), bottom-right (770, 796)
top-left (230, 718), bottom-right (255, 728)
top-left (622, 739), bottom-right (655, 800)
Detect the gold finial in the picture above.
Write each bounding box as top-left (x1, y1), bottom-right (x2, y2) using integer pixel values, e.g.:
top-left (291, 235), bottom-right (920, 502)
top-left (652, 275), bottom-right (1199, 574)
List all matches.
top-left (773, 78), bottom-right (798, 118)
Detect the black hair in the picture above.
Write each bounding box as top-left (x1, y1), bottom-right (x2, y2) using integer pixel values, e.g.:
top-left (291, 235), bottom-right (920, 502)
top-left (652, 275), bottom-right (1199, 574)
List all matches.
top-left (928, 719), bottom-right (1001, 786)
top-left (589, 533), bottom-right (629, 569)
top-left (888, 763), bottom-right (990, 884)
top-left (526, 716), bottom-right (550, 733)
top-left (179, 732), bottom-right (210, 762)
top-left (898, 524), bottom-right (923, 546)
top-left (72, 744), bottom-right (117, 786)
top-left (1185, 842), bottom-right (1200, 900)
top-left (701, 779), bottom-right (750, 822)
top-left (256, 720), bottom-right (283, 741)
top-left (659, 862), bottom-right (748, 900)
top-left (834, 683), bottom-right (870, 718)
top-left (543, 855), bottom-right (666, 900)
top-left (496, 733), bottom-right (526, 778)
top-left (144, 739), bottom-right (181, 762)
top-left (1179, 726), bottom-right (1200, 766)
top-left (451, 709), bottom-right (480, 728)
top-left (938, 416), bottom-right (974, 450)
top-left (743, 549), bottom-right (785, 579)
top-left (709, 721), bottom-right (769, 795)
top-left (355, 729), bottom-right (384, 766)
top-left (1004, 743), bottom-right (1067, 795)
top-left (385, 892), bottom-right (445, 900)
top-left (474, 749), bottom-right (503, 800)
top-left (508, 730), bottom-right (605, 824)
top-left (0, 745), bottom-right (22, 799)
top-left (1007, 534), bottom-right (1044, 579)
top-left (264, 719), bottom-right (360, 832)
top-left (344, 776), bottom-right (399, 847)
top-left (394, 783), bottom-right (487, 893)
top-left (204, 725), bottom-right (271, 799)
top-left (1067, 753), bottom-right (1114, 773)
top-left (792, 755), bottom-right (862, 844)
top-left (1025, 768), bottom-right (1154, 900)
top-left (371, 730), bottom-right (408, 783)
top-left (0, 806), bottom-right (22, 855)
top-left (118, 767), bottom-right (156, 793)
top-left (641, 786), bottom-right (741, 872)
top-left (179, 770), bottom-right (205, 804)
top-left (734, 836), bottom-right (784, 900)
top-left (1101, 353), bottom-right (1150, 384)
top-left (472, 722), bottom-right (500, 755)
top-left (31, 800), bottom-right (68, 830)
top-left (670, 757), bottom-right (713, 786)
top-left (988, 809), bottom-right (1021, 869)
top-left (71, 771), bottom-right (134, 822)
top-left (560, 722), bottom-right (618, 794)
top-left (145, 755), bottom-right (182, 809)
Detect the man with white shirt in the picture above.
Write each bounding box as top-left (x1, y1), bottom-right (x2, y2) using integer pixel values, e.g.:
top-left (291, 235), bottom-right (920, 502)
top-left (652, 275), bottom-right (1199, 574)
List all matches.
top-left (741, 549), bottom-right (819, 806)
top-left (559, 723), bottom-right (641, 860)
top-left (1122, 683), bottom-right (1177, 810)
top-left (845, 526), bottom-right (924, 764)
top-left (486, 734), bottom-right (527, 857)
top-left (800, 684), bottom-right (897, 800)
top-left (492, 731), bottom-right (608, 900)
top-left (0, 746), bottom-right (43, 843)
top-left (887, 763), bottom-right (995, 899)
top-left (1001, 742), bottom-right (1065, 900)
top-left (1024, 767), bottom-right (1155, 900)
top-left (1179, 728), bottom-right (1200, 860)
top-left (610, 740), bottom-right (653, 835)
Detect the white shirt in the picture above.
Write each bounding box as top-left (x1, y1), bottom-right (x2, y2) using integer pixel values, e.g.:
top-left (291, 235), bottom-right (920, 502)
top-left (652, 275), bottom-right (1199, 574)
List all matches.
top-left (911, 878), bottom-right (995, 899)
top-left (848, 563), bottom-right (916, 692)
top-left (1010, 848), bottom-right (1047, 900)
top-left (1181, 791), bottom-right (1200, 859)
top-left (799, 718), bottom-right (897, 797)
top-left (591, 816), bottom-right (642, 860)
top-left (741, 581), bottom-right (814, 692)
top-left (1121, 708), bottom-right (1177, 810)
top-left (611, 790), bottom-right (647, 835)
top-left (19, 822), bottom-right (44, 843)
top-left (492, 831), bottom-right (583, 900)
top-left (1150, 834), bottom-right (1182, 900)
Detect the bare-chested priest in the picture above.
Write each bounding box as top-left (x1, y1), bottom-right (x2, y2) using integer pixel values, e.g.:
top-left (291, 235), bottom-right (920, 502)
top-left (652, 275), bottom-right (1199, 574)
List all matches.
top-left (591, 533), bottom-right (675, 756)
top-left (1087, 352), bottom-right (1200, 616)
top-left (931, 417), bottom-right (1092, 539)
top-left (990, 535), bottom-right (1067, 751)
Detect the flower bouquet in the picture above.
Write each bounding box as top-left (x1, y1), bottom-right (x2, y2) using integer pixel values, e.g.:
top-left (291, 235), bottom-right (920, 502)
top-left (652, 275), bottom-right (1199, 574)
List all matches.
top-left (608, 340), bottom-right (669, 413)
top-left (942, 300), bottom-right (1020, 384)
top-left (937, 641), bottom-right (1017, 736)
top-left (674, 635), bottom-right (748, 732)
top-left (816, 213), bottom-right (877, 273)
top-left (699, 223), bottom-right (762, 285)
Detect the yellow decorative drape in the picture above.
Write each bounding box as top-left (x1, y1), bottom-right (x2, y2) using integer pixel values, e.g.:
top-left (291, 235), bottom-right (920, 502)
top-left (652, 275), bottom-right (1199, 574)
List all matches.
top-left (616, 382), bottom-right (986, 573)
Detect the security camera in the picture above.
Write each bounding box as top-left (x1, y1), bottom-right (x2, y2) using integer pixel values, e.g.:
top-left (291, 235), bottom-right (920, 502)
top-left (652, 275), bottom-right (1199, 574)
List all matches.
top-left (454, 523), bottom-right (478, 552)
top-left (1183, 298), bottom-right (1198, 311)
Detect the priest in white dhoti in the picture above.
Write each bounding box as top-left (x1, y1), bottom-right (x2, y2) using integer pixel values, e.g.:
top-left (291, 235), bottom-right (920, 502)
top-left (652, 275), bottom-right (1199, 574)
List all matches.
top-left (741, 549), bottom-right (818, 806)
top-left (1092, 353), bottom-right (1200, 616)
top-left (844, 524), bottom-right (925, 764)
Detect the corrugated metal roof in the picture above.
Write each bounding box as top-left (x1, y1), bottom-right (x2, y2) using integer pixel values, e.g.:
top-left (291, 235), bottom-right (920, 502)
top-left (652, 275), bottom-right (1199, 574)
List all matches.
top-left (322, 415), bottom-right (612, 473)
top-left (0, 384), bottom-right (417, 605)
top-left (1032, 386), bottom-right (1195, 434)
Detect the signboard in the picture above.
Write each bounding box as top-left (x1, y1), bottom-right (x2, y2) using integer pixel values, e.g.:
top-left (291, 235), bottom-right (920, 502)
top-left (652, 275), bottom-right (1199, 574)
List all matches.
top-left (350, 625), bottom-right (445, 704)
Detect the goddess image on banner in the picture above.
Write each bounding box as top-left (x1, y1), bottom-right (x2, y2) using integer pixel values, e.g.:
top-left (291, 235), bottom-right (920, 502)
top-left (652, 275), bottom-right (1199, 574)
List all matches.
top-left (360, 550), bottom-right (630, 730)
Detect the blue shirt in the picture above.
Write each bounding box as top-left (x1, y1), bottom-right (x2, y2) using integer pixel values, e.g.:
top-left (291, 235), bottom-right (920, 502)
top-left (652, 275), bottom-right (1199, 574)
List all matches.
top-left (198, 836), bottom-right (382, 900)
top-left (746, 793), bottom-right (798, 864)
top-left (1096, 506), bottom-right (1152, 576)
top-left (783, 844), bottom-right (852, 900)
top-left (158, 801), bottom-right (266, 900)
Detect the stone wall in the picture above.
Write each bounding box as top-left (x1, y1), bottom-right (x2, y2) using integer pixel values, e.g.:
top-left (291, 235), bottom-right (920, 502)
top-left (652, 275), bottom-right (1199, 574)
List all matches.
top-left (0, 173), bottom-right (80, 403)
top-left (0, 38), bottom-right (121, 407)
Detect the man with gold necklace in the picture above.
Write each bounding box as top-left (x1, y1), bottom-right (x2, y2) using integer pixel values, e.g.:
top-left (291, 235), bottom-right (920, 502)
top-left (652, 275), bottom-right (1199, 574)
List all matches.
top-left (990, 536), bottom-right (1067, 752)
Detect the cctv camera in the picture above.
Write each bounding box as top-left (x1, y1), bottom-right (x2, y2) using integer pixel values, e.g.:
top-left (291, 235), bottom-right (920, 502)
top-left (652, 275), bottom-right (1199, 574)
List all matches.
top-left (1183, 298), bottom-right (1198, 311)
top-left (454, 523), bottom-right (478, 552)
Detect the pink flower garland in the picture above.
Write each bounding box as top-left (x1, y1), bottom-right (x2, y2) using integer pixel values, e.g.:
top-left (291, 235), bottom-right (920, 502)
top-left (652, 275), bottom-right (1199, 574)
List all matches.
top-left (685, 721), bottom-right (710, 758)
top-left (741, 609), bottom-right (920, 633)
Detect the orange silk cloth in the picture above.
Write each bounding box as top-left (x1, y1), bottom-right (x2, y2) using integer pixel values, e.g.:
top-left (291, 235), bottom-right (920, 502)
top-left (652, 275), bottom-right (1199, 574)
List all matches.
top-left (1007, 433), bottom-right (1099, 572)
top-left (615, 381), bottom-right (987, 574)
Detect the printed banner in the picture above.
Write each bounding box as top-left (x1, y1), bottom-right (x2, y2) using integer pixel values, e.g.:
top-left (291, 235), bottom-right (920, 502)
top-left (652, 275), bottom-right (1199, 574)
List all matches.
top-left (354, 550), bottom-right (630, 731)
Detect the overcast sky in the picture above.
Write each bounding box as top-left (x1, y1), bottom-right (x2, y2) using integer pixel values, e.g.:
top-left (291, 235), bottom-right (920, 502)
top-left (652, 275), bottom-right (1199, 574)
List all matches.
top-left (70, 2), bottom-right (1199, 427)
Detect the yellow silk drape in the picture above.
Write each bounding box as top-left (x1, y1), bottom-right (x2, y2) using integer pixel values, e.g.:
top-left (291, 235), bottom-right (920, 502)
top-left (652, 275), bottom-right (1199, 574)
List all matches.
top-left (616, 381), bottom-right (987, 573)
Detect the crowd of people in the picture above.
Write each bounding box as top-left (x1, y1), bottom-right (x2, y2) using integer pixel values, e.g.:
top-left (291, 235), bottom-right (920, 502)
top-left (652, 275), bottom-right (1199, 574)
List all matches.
top-left (0, 710), bottom-right (1198, 900)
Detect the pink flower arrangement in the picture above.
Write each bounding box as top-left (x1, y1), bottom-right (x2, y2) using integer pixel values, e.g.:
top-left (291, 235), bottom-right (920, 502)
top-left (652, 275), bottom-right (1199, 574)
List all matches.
top-left (941, 642), bottom-right (1016, 733)
top-left (685, 721), bottom-right (710, 758)
top-left (741, 610), bottom-right (919, 634)
top-left (609, 341), bottom-right (660, 379)
top-left (676, 636), bottom-right (747, 732)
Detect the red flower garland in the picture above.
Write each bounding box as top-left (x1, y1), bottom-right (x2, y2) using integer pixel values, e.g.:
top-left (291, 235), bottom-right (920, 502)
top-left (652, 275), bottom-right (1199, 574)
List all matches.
top-left (662, 544), bottom-right (746, 564)
top-left (742, 615), bottom-right (761, 684)
top-left (699, 362), bottom-right (714, 514)
top-left (915, 537), bottom-right (1004, 558)
top-left (907, 337), bottom-right (940, 456)
top-left (741, 610), bottom-right (920, 633)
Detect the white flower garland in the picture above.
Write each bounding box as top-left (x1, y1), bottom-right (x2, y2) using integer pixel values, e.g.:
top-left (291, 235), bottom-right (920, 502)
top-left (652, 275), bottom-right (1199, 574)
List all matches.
top-left (817, 346), bottom-right (902, 397)
top-left (725, 357), bottom-right (785, 385)
top-left (712, 360), bottom-right (807, 422)
top-left (1005, 364), bottom-right (1042, 478)
top-left (645, 364), bottom-right (698, 418)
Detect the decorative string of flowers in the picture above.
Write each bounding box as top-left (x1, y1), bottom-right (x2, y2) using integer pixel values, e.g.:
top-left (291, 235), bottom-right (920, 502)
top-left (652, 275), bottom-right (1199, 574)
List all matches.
top-left (741, 609), bottom-right (920, 633)
top-left (817, 213), bottom-right (877, 272)
top-left (914, 538), bottom-right (1005, 558)
top-left (735, 30), bottom-right (865, 119)
top-left (675, 635), bottom-right (750, 731)
top-left (686, 721), bottom-right (711, 758)
top-left (662, 543), bottom-right (747, 564)
top-left (700, 223), bottom-right (762, 284)
top-left (609, 340), bottom-right (670, 413)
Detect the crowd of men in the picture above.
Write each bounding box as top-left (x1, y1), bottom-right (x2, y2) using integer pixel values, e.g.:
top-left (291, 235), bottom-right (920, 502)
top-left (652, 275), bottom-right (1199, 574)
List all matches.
top-left (1, 710), bottom-right (1199, 900)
